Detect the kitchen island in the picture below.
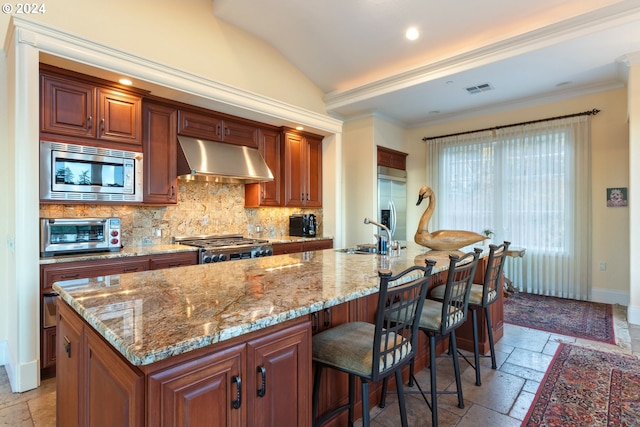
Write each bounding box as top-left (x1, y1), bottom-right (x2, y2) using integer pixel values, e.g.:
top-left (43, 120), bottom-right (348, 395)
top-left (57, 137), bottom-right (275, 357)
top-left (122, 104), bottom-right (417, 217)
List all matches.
top-left (53, 243), bottom-right (500, 427)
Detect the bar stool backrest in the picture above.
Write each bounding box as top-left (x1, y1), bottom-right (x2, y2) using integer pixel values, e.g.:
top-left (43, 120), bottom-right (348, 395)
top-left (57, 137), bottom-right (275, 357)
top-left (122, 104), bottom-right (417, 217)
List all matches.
top-left (372, 260), bottom-right (436, 382)
top-left (439, 248), bottom-right (483, 335)
top-left (481, 242), bottom-right (511, 307)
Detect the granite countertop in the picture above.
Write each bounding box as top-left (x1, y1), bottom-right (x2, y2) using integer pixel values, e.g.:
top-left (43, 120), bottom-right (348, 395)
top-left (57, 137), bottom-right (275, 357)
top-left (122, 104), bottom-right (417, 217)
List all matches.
top-left (53, 242), bottom-right (481, 367)
top-left (40, 236), bottom-right (333, 265)
top-left (39, 244), bottom-right (198, 265)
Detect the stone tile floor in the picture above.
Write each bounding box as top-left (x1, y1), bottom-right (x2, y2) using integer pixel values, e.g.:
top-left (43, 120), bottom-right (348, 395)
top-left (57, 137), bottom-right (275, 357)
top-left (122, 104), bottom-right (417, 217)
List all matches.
top-left (1, 305), bottom-right (639, 427)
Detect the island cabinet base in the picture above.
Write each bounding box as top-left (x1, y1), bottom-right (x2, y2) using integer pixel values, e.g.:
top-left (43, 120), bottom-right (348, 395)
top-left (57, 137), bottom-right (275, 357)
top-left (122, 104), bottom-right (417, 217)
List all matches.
top-left (56, 299), bottom-right (311, 427)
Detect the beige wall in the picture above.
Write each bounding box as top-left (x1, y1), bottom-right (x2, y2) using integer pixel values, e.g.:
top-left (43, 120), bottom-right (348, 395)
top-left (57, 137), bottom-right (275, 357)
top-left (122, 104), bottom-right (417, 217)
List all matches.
top-left (405, 88), bottom-right (630, 303)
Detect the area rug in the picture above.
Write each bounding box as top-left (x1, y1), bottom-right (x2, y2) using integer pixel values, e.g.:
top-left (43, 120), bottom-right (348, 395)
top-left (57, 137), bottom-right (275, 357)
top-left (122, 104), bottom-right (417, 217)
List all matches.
top-left (503, 293), bottom-right (615, 344)
top-left (523, 344), bottom-right (640, 427)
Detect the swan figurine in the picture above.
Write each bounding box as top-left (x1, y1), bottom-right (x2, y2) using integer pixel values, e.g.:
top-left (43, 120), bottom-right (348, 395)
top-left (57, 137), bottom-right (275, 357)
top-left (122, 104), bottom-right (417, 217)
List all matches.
top-left (414, 186), bottom-right (486, 251)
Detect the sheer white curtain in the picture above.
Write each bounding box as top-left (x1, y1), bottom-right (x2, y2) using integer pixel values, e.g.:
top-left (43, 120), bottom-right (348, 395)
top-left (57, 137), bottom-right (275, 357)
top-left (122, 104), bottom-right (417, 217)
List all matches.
top-left (426, 116), bottom-right (592, 299)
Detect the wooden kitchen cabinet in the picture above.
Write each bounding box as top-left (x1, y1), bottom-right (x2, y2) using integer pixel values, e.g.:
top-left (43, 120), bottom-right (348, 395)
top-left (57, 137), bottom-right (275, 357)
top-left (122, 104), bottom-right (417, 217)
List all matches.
top-left (40, 68), bottom-right (143, 147)
top-left (56, 300), bottom-right (84, 427)
top-left (58, 296), bottom-right (311, 427)
top-left (142, 101), bottom-right (178, 204)
top-left (41, 252), bottom-right (196, 378)
top-left (56, 300), bottom-right (145, 427)
top-left (271, 239), bottom-right (333, 256)
top-left (148, 321), bottom-right (311, 427)
top-left (283, 130), bottom-right (323, 207)
top-left (178, 109), bottom-right (259, 148)
top-left (246, 322), bottom-right (311, 427)
top-left (377, 145), bottom-right (407, 170)
top-left (148, 343), bottom-right (246, 427)
top-left (245, 127), bottom-right (282, 207)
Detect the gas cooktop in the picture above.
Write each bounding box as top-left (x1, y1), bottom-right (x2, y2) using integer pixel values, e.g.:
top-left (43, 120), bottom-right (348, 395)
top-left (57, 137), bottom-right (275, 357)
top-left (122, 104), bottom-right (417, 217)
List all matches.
top-left (175, 234), bottom-right (273, 263)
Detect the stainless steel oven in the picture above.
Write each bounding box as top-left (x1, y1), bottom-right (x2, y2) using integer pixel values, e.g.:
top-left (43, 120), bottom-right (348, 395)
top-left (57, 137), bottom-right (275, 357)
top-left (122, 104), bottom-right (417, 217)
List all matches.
top-left (40, 140), bottom-right (143, 202)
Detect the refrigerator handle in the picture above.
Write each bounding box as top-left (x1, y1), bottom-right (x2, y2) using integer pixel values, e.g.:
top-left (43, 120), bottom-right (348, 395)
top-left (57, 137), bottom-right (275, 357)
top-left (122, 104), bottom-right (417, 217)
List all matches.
top-left (389, 200), bottom-right (397, 240)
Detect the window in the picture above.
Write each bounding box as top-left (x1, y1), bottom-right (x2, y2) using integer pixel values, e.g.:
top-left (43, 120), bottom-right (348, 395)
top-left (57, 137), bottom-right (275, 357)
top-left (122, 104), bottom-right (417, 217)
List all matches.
top-left (426, 116), bottom-right (591, 299)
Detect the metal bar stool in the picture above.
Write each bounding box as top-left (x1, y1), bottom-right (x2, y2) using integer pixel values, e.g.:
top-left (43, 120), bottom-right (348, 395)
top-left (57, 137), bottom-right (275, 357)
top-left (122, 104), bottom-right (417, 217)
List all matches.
top-left (311, 260), bottom-right (436, 427)
top-left (431, 242), bottom-right (509, 386)
top-left (381, 248), bottom-right (482, 427)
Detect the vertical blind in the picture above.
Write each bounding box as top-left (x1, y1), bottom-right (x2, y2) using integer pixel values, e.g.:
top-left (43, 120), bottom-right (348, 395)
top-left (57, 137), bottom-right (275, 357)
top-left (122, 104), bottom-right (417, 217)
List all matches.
top-left (426, 116), bottom-right (592, 299)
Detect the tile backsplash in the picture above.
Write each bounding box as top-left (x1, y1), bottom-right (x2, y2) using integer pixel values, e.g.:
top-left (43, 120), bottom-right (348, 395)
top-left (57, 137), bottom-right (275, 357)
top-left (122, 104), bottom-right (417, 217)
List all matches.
top-left (39, 180), bottom-right (323, 247)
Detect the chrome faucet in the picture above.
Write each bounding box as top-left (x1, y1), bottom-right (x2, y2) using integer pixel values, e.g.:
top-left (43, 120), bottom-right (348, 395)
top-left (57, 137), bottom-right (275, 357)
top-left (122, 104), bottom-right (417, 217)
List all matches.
top-left (364, 217), bottom-right (391, 255)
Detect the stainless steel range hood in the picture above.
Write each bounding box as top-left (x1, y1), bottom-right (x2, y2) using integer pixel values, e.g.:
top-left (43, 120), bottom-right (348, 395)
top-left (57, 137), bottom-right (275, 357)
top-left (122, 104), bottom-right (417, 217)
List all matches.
top-left (177, 136), bottom-right (273, 183)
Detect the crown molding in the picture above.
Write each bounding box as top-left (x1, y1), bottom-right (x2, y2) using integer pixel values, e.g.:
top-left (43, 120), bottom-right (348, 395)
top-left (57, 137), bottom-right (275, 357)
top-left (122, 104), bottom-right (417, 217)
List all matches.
top-left (10, 16), bottom-right (342, 135)
top-left (325, 1), bottom-right (640, 111)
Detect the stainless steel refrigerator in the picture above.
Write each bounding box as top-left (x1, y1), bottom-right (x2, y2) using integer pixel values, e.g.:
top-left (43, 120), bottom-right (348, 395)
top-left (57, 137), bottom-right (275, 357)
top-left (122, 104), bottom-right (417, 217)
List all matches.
top-left (377, 165), bottom-right (407, 242)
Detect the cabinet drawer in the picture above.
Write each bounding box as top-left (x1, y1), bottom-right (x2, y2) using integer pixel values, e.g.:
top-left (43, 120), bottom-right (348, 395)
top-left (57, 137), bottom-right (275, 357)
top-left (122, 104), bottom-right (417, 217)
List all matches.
top-left (272, 242), bottom-right (305, 255)
top-left (149, 252), bottom-right (198, 270)
top-left (41, 257), bottom-right (149, 290)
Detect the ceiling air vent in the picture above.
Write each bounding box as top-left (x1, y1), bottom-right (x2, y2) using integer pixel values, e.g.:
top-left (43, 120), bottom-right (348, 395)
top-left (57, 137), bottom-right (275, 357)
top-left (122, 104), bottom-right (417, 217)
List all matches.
top-left (465, 83), bottom-right (494, 94)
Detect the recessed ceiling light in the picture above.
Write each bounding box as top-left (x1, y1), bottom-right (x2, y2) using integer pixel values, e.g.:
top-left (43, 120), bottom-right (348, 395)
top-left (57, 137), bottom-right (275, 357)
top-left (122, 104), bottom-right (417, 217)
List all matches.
top-left (296, 126), bottom-right (304, 131)
top-left (119, 78), bottom-right (133, 85)
top-left (405, 27), bottom-right (419, 41)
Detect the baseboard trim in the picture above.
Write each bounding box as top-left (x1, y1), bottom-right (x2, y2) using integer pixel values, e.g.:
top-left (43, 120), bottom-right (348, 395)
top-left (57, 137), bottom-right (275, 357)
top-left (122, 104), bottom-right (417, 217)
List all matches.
top-left (0, 341), bottom-right (6, 366)
top-left (590, 287), bottom-right (629, 305)
top-left (628, 305), bottom-right (640, 326)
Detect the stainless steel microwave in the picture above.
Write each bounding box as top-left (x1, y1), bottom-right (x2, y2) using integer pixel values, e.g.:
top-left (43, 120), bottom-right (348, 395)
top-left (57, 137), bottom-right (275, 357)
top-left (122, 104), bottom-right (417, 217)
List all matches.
top-left (40, 140), bottom-right (143, 202)
top-left (40, 217), bottom-right (122, 257)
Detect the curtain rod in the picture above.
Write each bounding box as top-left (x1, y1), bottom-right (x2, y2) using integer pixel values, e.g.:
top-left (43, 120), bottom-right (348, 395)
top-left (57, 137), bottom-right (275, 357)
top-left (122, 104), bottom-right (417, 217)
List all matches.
top-left (421, 108), bottom-right (600, 142)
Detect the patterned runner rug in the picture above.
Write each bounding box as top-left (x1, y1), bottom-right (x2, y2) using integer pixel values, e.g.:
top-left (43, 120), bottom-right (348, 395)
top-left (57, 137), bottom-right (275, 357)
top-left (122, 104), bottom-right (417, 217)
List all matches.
top-left (523, 344), bottom-right (640, 426)
top-left (503, 292), bottom-right (615, 344)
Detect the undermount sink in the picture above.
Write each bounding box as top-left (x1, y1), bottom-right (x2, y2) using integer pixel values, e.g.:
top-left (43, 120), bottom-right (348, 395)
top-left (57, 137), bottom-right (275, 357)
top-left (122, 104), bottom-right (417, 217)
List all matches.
top-left (335, 244), bottom-right (378, 255)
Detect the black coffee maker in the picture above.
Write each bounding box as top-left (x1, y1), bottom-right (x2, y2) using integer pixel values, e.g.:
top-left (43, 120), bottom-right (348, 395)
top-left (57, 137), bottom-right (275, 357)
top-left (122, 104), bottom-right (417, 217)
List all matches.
top-left (289, 214), bottom-right (317, 237)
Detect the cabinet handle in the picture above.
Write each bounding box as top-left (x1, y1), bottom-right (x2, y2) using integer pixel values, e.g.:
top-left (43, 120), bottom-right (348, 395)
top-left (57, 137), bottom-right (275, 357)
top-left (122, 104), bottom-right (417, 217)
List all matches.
top-left (300, 192), bottom-right (304, 201)
top-left (216, 124), bottom-right (222, 137)
top-left (306, 193), bottom-right (310, 201)
top-left (169, 185), bottom-right (174, 198)
top-left (257, 366), bottom-right (266, 397)
top-left (225, 127), bottom-right (230, 136)
top-left (60, 274), bottom-right (79, 280)
top-left (64, 336), bottom-right (71, 358)
top-left (100, 118), bottom-right (105, 131)
top-left (232, 375), bottom-right (242, 409)
top-left (123, 267), bottom-right (139, 272)
top-left (87, 116), bottom-right (92, 129)
top-left (311, 312), bottom-right (319, 332)
top-left (323, 308), bottom-right (331, 327)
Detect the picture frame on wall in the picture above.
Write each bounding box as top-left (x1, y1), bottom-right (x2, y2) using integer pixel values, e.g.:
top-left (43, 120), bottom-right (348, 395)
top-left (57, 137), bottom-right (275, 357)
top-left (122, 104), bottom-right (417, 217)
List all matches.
top-left (606, 187), bottom-right (628, 207)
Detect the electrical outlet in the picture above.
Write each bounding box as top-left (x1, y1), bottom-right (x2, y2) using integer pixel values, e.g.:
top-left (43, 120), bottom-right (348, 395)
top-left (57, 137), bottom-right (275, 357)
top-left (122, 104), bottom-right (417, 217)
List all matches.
top-left (599, 262), bottom-right (606, 271)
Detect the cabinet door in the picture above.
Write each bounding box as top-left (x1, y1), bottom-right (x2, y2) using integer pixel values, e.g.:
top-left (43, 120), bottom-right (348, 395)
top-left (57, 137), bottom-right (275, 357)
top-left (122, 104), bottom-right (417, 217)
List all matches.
top-left (41, 327), bottom-right (57, 369)
top-left (86, 327), bottom-right (144, 427)
top-left (178, 109), bottom-right (223, 140)
top-left (283, 132), bottom-right (306, 207)
top-left (221, 118), bottom-right (259, 148)
top-left (143, 102), bottom-right (178, 204)
top-left (304, 135), bottom-right (323, 207)
top-left (245, 128), bottom-right (281, 207)
top-left (148, 344), bottom-right (246, 427)
top-left (97, 88), bottom-right (142, 145)
top-left (41, 73), bottom-right (96, 138)
top-left (56, 301), bottom-right (84, 427)
top-left (247, 322), bottom-right (311, 427)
